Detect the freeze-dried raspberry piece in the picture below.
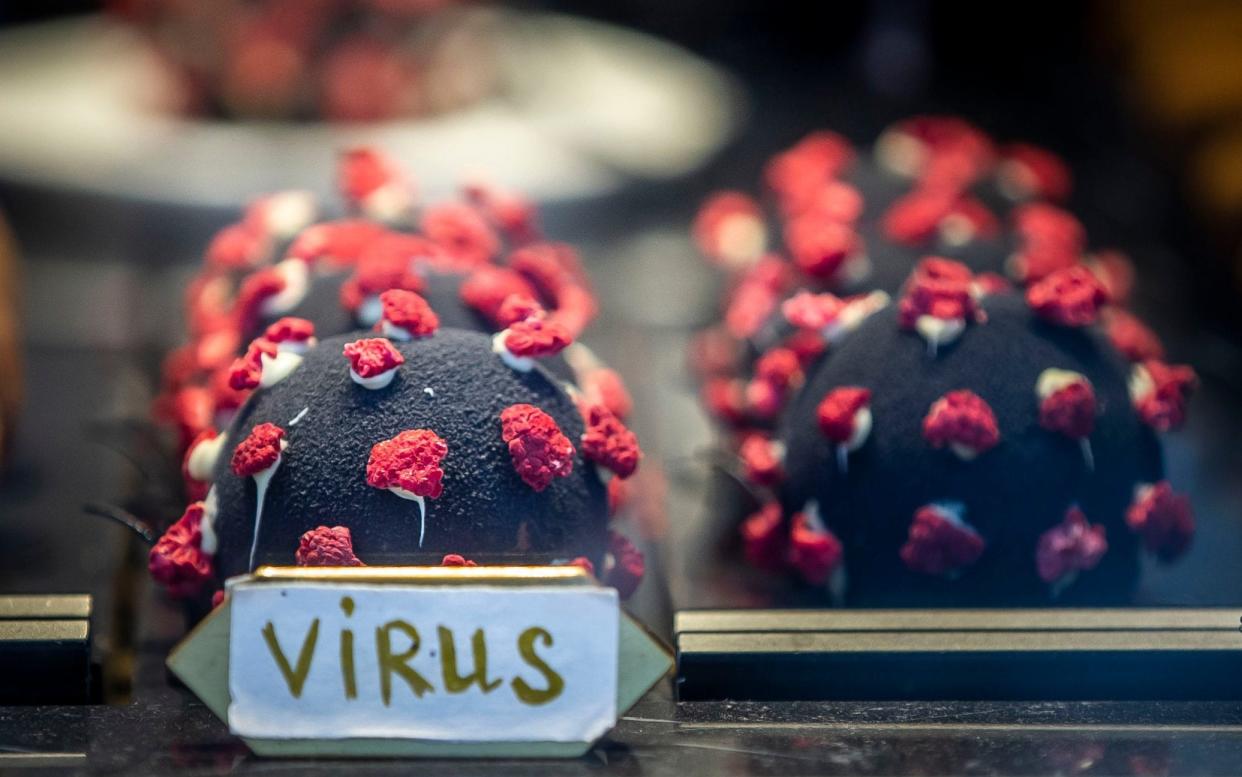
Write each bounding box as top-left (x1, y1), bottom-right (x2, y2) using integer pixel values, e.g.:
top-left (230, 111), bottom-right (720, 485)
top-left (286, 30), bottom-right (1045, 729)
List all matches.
top-left (788, 512), bottom-right (843, 585)
top-left (421, 202), bottom-right (499, 267)
top-left (343, 337), bottom-right (404, 378)
top-left (764, 131), bottom-right (855, 215)
top-left (900, 504), bottom-right (985, 576)
top-left (231, 423), bottom-right (286, 476)
top-left (441, 553), bottom-right (477, 567)
top-left (366, 430), bottom-right (448, 499)
top-left (228, 338), bottom-right (277, 391)
top-left (287, 219), bottom-right (388, 268)
top-left (339, 248), bottom-right (425, 313)
top-left (782, 290), bottom-right (847, 331)
top-left (998, 143), bottom-right (1073, 201)
top-left (1126, 481), bottom-right (1194, 561)
top-left (464, 182), bottom-right (541, 244)
top-left (149, 503), bottom-right (214, 598)
top-left (784, 214), bottom-right (860, 280)
top-left (1036, 506), bottom-right (1107, 585)
top-left (459, 266), bottom-right (539, 326)
top-left (1130, 360), bottom-right (1197, 431)
top-left (500, 404), bottom-right (575, 491)
top-left (296, 526), bottom-right (364, 567)
top-left (502, 317), bottom-right (572, 358)
top-left (602, 531), bottom-right (644, 599)
top-left (1103, 308), bottom-right (1164, 362)
top-left (579, 404), bottom-right (641, 479)
top-left (205, 222), bottom-right (268, 271)
top-left (263, 317), bottom-right (315, 347)
top-left (741, 502), bottom-right (786, 571)
top-left (339, 147), bottom-right (410, 208)
top-left (816, 387), bottom-right (871, 444)
top-left (1037, 370), bottom-right (1096, 440)
top-left (495, 294), bottom-right (544, 329)
top-left (379, 289), bottom-right (439, 339)
top-left (1026, 266), bottom-right (1109, 326)
top-left (922, 390), bottom-right (1000, 459)
top-left (738, 434), bottom-right (783, 487)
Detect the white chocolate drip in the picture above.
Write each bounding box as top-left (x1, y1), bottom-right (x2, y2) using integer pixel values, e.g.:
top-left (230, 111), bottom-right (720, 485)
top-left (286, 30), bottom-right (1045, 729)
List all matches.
top-left (492, 331), bottom-right (535, 372)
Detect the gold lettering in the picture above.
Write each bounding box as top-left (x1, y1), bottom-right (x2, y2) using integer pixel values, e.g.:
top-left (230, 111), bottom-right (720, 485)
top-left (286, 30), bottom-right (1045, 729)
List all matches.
top-left (261, 619), bottom-right (320, 699)
top-left (511, 627), bottom-right (564, 705)
top-left (375, 620), bottom-right (434, 705)
top-left (438, 626), bottom-right (502, 694)
top-left (340, 596), bottom-right (357, 700)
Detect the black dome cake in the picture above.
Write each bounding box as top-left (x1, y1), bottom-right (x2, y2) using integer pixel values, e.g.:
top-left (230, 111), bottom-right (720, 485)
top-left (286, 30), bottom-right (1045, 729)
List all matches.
top-left (690, 117), bottom-right (1196, 606)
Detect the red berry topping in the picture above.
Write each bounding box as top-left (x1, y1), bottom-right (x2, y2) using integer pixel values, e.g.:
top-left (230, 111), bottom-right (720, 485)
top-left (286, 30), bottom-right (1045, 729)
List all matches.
top-left (211, 366), bottom-right (252, 415)
top-left (1087, 249), bottom-right (1135, 303)
top-left (723, 257), bottom-right (791, 338)
top-left (782, 290), bottom-right (847, 331)
top-left (459, 266), bottom-right (539, 327)
top-left (898, 257), bottom-right (980, 328)
top-left (881, 188), bottom-right (956, 245)
top-left (503, 317), bottom-right (572, 359)
top-left (367, 430), bottom-right (448, 498)
top-left (206, 222), bottom-right (267, 271)
top-left (799, 180), bottom-right (864, 223)
top-left (603, 531), bottom-right (644, 599)
top-left (738, 433), bottom-right (783, 487)
top-left (234, 267), bottom-right (286, 331)
top-left (1131, 360), bottom-right (1197, 431)
top-left (1038, 372), bottom-right (1096, 439)
top-left (228, 338), bottom-right (277, 391)
top-left (607, 476), bottom-right (630, 516)
top-left (339, 247), bottom-right (426, 312)
top-left (339, 147), bottom-right (408, 206)
top-left (581, 367), bottom-right (633, 421)
top-left (500, 404), bottom-right (575, 491)
top-left (1036, 506), bottom-right (1107, 584)
top-left (693, 191), bottom-right (766, 266)
top-left (263, 317), bottom-right (315, 346)
top-left (922, 390), bottom-right (1001, 457)
top-left (343, 337), bottom-right (404, 378)
top-left (287, 219), bottom-right (387, 268)
top-left (764, 131), bottom-right (855, 215)
top-left (1013, 203), bottom-right (1085, 247)
top-left (746, 347), bottom-right (803, 420)
top-left (972, 272), bottom-right (1012, 296)
top-left (1104, 308), bottom-right (1164, 362)
top-left (379, 289), bottom-right (439, 337)
top-left (1026, 266), bottom-right (1109, 326)
top-left (702, 377), bottom-right (747, 427)
top-left (296, 526), bottom-right (364, 567)
top-left (1126, 482), bottom-right (1194, 561)
top-left (231, 423), bottom-right (286, 476)
top-left (496, 294), bottom-right (545, 329)
top-left (508, 243), bottom-right (598, 339)
top-left (421, 202), bottom-right (499, 267)
top-left (788, 512), bottom-right (843, 585)
top-left (149, 503), bottom-right (214, 598)
top-left (211, 590), bottom-right (225, 609)
top-left (1000, 143), bottom-right (1072, 201)
top-left (784, 215), bottom-right (860, 280)
top-left (816, 387), bottom-right (872, 445)
top-left (441, 553), bottom-right (477, 567)
top-left (900, 504), bottom-right (985, 576)
top-left (464, 182), bottom-right (541, 244)
top-left (740, 502), bottom-right (786, 571)
top-left (580, 404), bottom-right (641, 479)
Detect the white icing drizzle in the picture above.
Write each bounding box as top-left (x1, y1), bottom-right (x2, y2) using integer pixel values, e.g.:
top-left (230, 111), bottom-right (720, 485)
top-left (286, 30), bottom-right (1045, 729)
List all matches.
top-left (200, 486), bottom-right (220, 555)
top-left (386, 487), bottom-right (427, 547)
top-left (492, 331), bottom-right (535, 372)
top-left (357, 295), bottom-right (383, 327)
top-left (836, 407), bottom-right (871, 474)
top-left (915, 315), bottom-right (965, 357)
top-left (261, 259), bottom-right (310, 316)
top-left (350, 366), bottom-right (398, 390)
top-left (263, 190), bottom-right (316, 238)
top-left (275, 337), bottom-right (316, 355)
top-left (364, 183), bottom-right (414, 224)
top-left (186, 433), bottom-right (226, 482)
top-left (380, 320), bottom-right (413, 341)
top-left (423, 387), bottom-right (435, 398)
top-left (258, 350), bottom-right (303, 388)
top-left (246, 440), bottom-right (287, 570)
top-left (1036, 367), bottom-right (1087, 400)
top-left (1129, 363), bottom-right (1154, 404)
top-left (288, 407), bottom-right (309, 426)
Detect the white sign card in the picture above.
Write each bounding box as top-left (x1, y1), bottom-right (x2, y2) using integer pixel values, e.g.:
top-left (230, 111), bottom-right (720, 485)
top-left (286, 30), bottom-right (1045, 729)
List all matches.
top-left (226, 582), bottom-right (619, 743)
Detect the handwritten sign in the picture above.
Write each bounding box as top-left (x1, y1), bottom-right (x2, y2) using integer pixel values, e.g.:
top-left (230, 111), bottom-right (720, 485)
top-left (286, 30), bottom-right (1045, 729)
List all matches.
top-left (226, 581), bottom-right (619, 743)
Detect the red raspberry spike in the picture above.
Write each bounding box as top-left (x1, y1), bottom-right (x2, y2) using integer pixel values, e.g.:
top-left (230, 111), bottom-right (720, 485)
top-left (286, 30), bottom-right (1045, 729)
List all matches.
top-left (441, 553), bottom-right (477, 567)
top-left (784, 214), bottom-right (861, 281)
top-left (233, 267), bottom-right (286, 332)
top-left (1126, 481), bottom-right (1194, 561)
top-left (702, 378), bottom-right (747, 427)
top-left (603, 531), bottom-right (644, 599)
top-left (799, 180), bottom-right (864, 224)
top-left (421, 202), bottom-right (499, 268)
top-left (296, 526), bottom-right (364, 567)
top-left (227, 338), bottom-right (277, 391)
top-left (1087, 249), bottom-right (1135, 303)
top-left (788, 511), bottom-right (843, 585)
top-left (580, 404), bottom-right (641, 479)
top-left (287, 219), bottom-right (389, 268)
top-left (163, 386), bottom-right (215, 453)
top-left (366, 430), bottom-right (448, 498)
top-left (343, 337), bottom-right (404, 378)
top-left (692, 191), bottom-right (766, 267)
top-left (738, 433), bottom-right (783, 487)
top-left (1012, 203), bottom-right (1085, 255)
top-left (580, 367), bottom-right (633, 421)
top-left (502, 317), bottom-right (572, 359)
top-left (897, 258), bottom-right (981, 349)
top-left (206, 222), bottom-right (268, 271)
top-left (922, 390), bottom-right (1001, 459)
top-left (741, 502), bottom-right (787, 571)
top-left (1026, 266), bottom-right (1109, 326)
top-left (211, 590), bottom-right (225, 609)
top-left (148, 503), bottom-right (214, 598)
top-left (495, 294), bottom-right (545, 329)
top-left (782, 290), bottom-right (847, 331)
top-left (723, 257), bottom-right (791, 338)
top-left (1103, 308), bottom-right (1165, 362)
top-left (263, 317), bottom-right (315, 345)
top-left (746, 347), bottom-right (803, 420)
top-left (1037, 370), bottom-right (1096, 440)
top-left (607, 476), bottom-right (630, 516)
top-left (231, 422), bottom-right (286, 477)
top-left (464, 182), bottom-right (541, 244)
top-left (764, 131), bottom-right (855, 215)
top-left (900, 504), bottom-right (985, 576)
top-left (1131, 360), bottom-right (1197, 431)
top-left (881, 188), bottom-right (956, 245)
top-left (972, 272), bottom-right (1012, 296)
top-left (379, 289), bottom-right (439, 338)
top-left (499, 404), bottom-right (575, 491)
top-left (210, 365), bottom-right (252, 417)
top-left (338, 147), bottom-right (409, 207)
top-left (816, 387), bottom-right (871, 444)
top-left (999, 143), bottom-right (1073, 202)
top-left (458, 266), bottom-right (539, 327)
top-left (339, 247), bottom-right (426, 313)
top-left (1036, 506), bottom-right (1107, 585)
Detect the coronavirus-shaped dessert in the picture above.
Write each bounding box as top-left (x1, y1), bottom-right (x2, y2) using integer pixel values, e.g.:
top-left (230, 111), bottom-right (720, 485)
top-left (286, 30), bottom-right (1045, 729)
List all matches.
top-left (150, 313), bottom-right (644, 600)
top-left (691, 118), bottom-right (1197, 606)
